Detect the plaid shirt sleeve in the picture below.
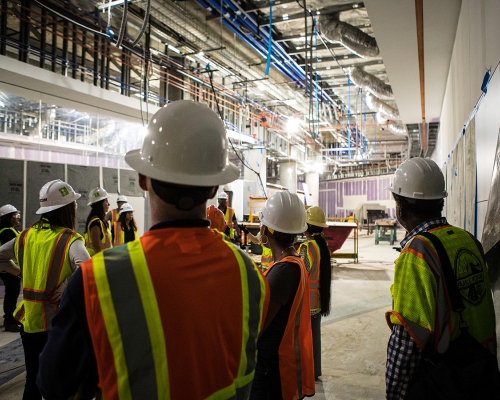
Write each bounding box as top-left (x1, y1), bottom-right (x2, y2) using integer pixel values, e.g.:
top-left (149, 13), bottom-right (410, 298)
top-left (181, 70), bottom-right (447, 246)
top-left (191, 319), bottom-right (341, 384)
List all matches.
top-left (386, 325), bottom-right (422, 399)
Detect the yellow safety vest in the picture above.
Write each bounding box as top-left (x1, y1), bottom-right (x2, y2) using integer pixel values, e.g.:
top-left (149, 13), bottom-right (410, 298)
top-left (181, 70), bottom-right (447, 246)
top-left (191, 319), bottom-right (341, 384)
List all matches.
top-left (260, 247), bottom-right (273, 269)
top-left (13, 225), bottom-right (81, 332)
top-left (223, 207), bottom-right (236, 239)
top-left (0, 227), bottom-right (19, 265)
top-left (84, 217), bottom-right (112, 256)
top-left (299, 240), bottom-right (321, 313)
top-left (387, 225), bottom-right (496, 353)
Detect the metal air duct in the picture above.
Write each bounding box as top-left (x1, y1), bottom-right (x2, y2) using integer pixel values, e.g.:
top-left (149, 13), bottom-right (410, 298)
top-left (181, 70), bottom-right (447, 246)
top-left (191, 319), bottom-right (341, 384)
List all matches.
top-left (366, 94), bottom-right (399, 119)
top-left (318, 14), bottom-right (379, 58)
top-left (349, 67), bottom-right (392, 99)
top-left (387, 121), bottom-right (408, 135)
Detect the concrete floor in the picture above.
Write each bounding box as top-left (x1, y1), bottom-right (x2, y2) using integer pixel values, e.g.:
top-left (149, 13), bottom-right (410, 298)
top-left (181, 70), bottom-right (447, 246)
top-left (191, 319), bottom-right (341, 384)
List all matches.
top-left (0, 230), bottom-right (402, 399)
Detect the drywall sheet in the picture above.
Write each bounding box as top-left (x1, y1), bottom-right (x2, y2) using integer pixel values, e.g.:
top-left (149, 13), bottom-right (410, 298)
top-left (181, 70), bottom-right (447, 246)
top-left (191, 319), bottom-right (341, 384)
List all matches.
top-left (465, 119), bottom-right (476, 233)
top-left (102, 168), bottom-right (119, 194)
top-left (119, 169), bottom-right (142, 197)
top-left (67, 165), bottom-right (99, 235)
top-left (26, 162), bottom-right (65, 227)
top-left (0, 159), bottom-right (24, 222)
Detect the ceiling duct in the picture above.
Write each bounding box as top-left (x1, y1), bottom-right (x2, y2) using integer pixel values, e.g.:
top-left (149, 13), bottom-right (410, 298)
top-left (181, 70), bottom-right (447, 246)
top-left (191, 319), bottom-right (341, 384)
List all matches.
top-left (349, 67), bottom-right (392, 99)
top-left (366, 94), bottom-right (399, 119)
top-left (387, 121), bottom-right (408, 135)
top-left (318, 14), bottom-right (379, 58)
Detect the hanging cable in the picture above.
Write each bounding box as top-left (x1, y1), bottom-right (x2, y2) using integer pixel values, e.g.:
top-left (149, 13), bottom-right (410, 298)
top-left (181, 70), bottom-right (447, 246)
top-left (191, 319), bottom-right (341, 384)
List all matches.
top-left (115, 0), bottom-right (128, 49)
top-left (130, 0), bottom-right (151, 47)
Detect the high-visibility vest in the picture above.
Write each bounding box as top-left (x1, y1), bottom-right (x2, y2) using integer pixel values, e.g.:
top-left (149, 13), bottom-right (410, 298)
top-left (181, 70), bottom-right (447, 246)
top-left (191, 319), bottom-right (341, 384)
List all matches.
top-left (387, 225), bottom-right (496, 353)
top-left (81, 227), bottom-right (268, 399)
top-left (110, 208), bottom-right (119, 240)
top-left (264, 255), bottom-right (315, 399)
top-left (84, 217), bottom-right (112, 256)
top-left (299, 240), bottom-right (321, 312)
top-left (13, 225), bottom-right (81, 333)
top-left (113, 222), bottom-right (138, 246)
top-left (260, 246), bottom-right (273, 269)
top-left (223, 207), bottom-right (236, 239)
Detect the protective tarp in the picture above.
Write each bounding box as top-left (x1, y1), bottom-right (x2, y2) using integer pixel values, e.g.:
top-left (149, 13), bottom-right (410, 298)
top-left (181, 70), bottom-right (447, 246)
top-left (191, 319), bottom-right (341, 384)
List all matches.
top-left (26, 162), bottom-right (65, 227)
top-left (349, 67), bottom-right (393, 99)
top-left (102, 168), bottom-right (119, 194)
top-left (120, 169), bottom-right (143, 197)
top-left (318, 14), bottom-right (379, 58)
top-left (67, 165), bottom-right (99, 235)
top-left (0, 159), bottom-right (24, 224)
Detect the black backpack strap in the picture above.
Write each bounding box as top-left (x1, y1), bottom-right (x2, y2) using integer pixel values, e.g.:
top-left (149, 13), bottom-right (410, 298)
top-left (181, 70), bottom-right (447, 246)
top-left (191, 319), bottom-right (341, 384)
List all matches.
top-left (418, 231), bottom-right (465, 313)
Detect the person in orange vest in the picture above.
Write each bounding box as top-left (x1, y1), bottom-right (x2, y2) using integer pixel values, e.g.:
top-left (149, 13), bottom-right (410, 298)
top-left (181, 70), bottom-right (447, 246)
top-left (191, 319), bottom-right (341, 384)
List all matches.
top-left (206, 204), bottom-right (227, 233)
top-left (84, 187), bottom-right (112, 256)
top-left (0, 180), bottom-right (89, 400)
top-left (217, 191), bottom-right (241, 240)
top-left (37, 100), bottom-right (269, 400)
top-left (0, 204), bottom-right (22, 332)
top-left (106, 194), bottom-right (128, 240)
top-left (250, 190), bottom-right (315, 400)
top-left (112, 203), bottom-right (138, 245)
top-left (299, 206), bottom-right (332, 381)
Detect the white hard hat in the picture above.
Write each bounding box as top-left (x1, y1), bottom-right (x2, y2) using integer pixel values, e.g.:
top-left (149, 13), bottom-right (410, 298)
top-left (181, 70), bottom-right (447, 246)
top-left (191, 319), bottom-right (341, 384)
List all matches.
top-left (260, 191), bottom-right (307, 234)
top-left (37, 180), bottom-right (81, 214)
top-left (217, 192), bottom-right (228, 200)
top-left (125, 100), bottom-right (240, 186)
top-left (0, 204), bottom-right (18, 217)
top-left (389, 157), bottom-right (448, 200)
top-left (119, 203), bottom-right (134, 213)
top-left (117, 195), bottom-right (128, 203)
top-left (88, 187), bottom-right (110, 206)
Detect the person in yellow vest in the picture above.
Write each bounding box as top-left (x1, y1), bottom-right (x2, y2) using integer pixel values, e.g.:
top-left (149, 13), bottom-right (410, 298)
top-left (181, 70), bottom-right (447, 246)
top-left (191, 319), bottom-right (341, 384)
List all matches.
top-left (250, 190), bottom-right (315, 400)
top-left (112, 203), bottom-right (138, 245)
top-left (299, 205), bottom-right (332, 381)
top-left (106, 194), bottom-right (127, 241)
top-left (217, 191), bottom-right (241, 240)
top-left (0, 180), bottom-right (89, 400)
top-left (37, 100), bottom-right (269, 400)
top-left (247, 231), bottom-right (273, 271)
top-left (385, 158), bottom-right (497, 399)
top-left (0, 204), bottom-right (21, 332)
top-left (84, 187), bottom-right (112, 256)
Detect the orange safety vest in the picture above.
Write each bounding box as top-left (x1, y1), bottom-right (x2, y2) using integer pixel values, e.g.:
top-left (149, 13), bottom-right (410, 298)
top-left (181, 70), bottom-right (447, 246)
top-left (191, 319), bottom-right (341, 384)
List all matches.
top-left (299, 240), bottom-right (321, 312)
top-left (110, 209), bottom-right (119, 239)
top-left (264, 255), bottom-right (315, 399)
top-left (81, 227), bottom-right (269, 399)
top-left (113, 222), bottom-right (138, 246)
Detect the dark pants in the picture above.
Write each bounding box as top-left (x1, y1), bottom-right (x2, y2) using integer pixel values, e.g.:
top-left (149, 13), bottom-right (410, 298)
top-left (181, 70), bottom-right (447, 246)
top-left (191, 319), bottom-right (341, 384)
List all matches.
top-left (250, 356), bottom-right (283, 400)
top-left (311, 313), bottom-right (322, 378)
top-left (20, 328), bottom-right (48, 400)
top-left (0, 272), bottom-right (21, 325)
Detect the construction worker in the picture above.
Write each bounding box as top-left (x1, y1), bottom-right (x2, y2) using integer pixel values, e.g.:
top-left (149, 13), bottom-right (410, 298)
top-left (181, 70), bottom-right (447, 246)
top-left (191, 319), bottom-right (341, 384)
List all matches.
top-left (37, 100), bottom-right (269, 400)
top-left (84, 187), bottom-right (112, 255)
top-left (206, 204), bottom-right (227, 233)
top-left (112, 203), bottom-right (138, 245)
top-left (0, 204), bottom-right (21, 332)
top-left (106, 194), bottom-right (127, 239)
top-left (0, 180), bottom-right (89, 400)
top-left (217, 191), bottom-right (241, 240)
top-left (299, 205), bottom-right (332, 380)
top-left (385, 158), bottom-right (497, 399)
top-left (250, 190), bottom-right (315, 400)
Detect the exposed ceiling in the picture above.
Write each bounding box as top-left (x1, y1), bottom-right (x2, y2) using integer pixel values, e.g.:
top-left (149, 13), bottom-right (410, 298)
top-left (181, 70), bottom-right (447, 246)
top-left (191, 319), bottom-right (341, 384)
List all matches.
top-left (2, 0), bottom-right (462, 177)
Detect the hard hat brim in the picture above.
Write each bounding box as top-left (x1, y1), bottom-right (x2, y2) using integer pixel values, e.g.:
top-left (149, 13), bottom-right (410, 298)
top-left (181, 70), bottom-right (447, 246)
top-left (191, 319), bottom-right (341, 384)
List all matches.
top-left (87, 194), bottom-right (109, 206)
top-left (125, 149), bottom-right (240, 186)
top-left (308, 221), bottom-right (329, 228)
top-left (36, 193), bottom-right (81, 214)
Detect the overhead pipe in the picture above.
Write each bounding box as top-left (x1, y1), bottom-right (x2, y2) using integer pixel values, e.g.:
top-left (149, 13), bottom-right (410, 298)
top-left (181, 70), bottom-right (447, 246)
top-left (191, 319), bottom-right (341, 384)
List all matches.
top-left (366, 94), bottom-right (399, 119)
top-left (349, 67), bottom-right (393, 99)
top-left (318, 14), bottom-right (379, 58)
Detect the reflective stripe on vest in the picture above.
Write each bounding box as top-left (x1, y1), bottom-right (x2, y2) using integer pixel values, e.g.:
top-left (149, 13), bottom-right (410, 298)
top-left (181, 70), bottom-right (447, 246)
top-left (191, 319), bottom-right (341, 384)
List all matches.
top-left (85, 217), bottom-right (112, 256)
top-left (387, 226), bottom-right (496, 353)
top-left (14, 226), bottom-right (79, 332)
top-left (260, 247), bottom-right (273, 268)
top-left (300, 240), bottom-right (321, 312)
top-left (264, 255), bottom-right (315, 399)
top-left (82, 232), bottom-right (267, 399)
top-left (224, 207), bottom-right (235, 239)
top-left (113, 222), bottom-right (139, 246)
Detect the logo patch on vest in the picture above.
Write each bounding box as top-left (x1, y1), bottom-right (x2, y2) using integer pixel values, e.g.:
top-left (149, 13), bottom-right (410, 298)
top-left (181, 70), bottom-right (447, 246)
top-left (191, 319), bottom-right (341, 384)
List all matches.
top-left (455, 248), bottom-right (486, 306)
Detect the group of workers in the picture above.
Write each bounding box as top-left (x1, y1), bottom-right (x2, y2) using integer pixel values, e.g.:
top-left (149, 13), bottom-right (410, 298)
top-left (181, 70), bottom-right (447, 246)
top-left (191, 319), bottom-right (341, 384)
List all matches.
top-left (0, 99), bottom-right (496, 400)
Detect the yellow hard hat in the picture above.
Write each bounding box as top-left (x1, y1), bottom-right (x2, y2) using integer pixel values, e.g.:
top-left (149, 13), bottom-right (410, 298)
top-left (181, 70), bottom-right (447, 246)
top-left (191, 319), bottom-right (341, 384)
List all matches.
top-left (306, 206), bottom-right (328, 228)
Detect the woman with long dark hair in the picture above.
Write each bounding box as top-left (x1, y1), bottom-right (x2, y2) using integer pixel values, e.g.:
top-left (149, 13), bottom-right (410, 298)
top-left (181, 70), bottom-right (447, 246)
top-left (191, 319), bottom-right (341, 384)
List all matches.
top-left (112, 203), bottom-right (138, 245)
top-left (0, 204), bottom-right (21, 332)
top-left (299, 206), bottom-right (332, 380)
top-left (0, 180), bottom-right (90, 400)
top-left (84, 187), bottom-right (112, 256)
